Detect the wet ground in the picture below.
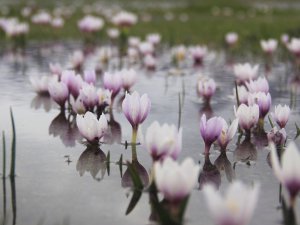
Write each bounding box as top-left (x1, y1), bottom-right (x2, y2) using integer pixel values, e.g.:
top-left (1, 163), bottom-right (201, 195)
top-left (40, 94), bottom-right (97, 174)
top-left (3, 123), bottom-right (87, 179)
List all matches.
top-left (0, 42), bottom-right (299, 225)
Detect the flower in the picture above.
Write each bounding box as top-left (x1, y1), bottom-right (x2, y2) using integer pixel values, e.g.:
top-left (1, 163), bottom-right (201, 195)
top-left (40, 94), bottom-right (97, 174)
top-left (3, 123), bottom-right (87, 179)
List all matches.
top-left (233, 63), bottom-right (259, 83)
top-left (217, 118), bottom-right (239, 150)
top-left (70, 96), bottom-right (86, 114)
top-left (97, 88), bottom-right (112, 107)
top-left (76, 112), bottom-right (108, 142)
top-left (70, 50), bottom-right (84, 70)
top-left (203, 181), bottom-right (259, 225)
top-left (287, 38), bottom-right (300, 57)
top-left (144, 55), bottom-right (156, 70)
top-left (233, 85), bottom-right (248, 105)
top-left (200, 114), bottom-right (223, 153)
top-left (272, 104), bottom-right (290, 128)
top-left (122, 91), bottom-right (151, 129)
top-left (234, 104), bottom-right (259, 131)
top-left (48, 80), bottom-right (69, 108)
top-left (154, 157), bottom-right (200, 202)
top-left (61, 70), bottom-right (83, 98)
top-left (51, 17), bottom-right (64, 28)
top-left (78, 83), bottom-right (98, 109)
top-left (197, 77), bottom-right (216, 101)
top-left (281, 34), bottom-right (289, 45)
top-left (128, 36), bottom-right (141, 48)
top-left (225, 32), bottom-right (238, 45)
top-left (30, 75), bottom-right (54, 95)
top-left (189, 45), bottom-right (207, 64)
top-left (83, 70), bottom-right (96, 84)
top-left (245, 77), bottom-right (269, 94)
top-left (112, 11), bottom-right (137, 28)
top-left (248, 92), bottom-right (272, 119)
top-left (120, 68), bottom-right (137, 91)
top-left (146, 33), bottom-right (161, 46)
top-left (31, 11), bottom-right (52, 24)
top-left (145, 121), bottom-right (182, 161)
top-left (172, 45), bottom-right (187, 62)
top-left (107, 28), bottom-right (119, 39)
top-left (103, 71), bottom-right (122, 98)
top-left (78, 15), bottom-right (104, 33)
top-left (139, 42), bottom-right (154, 56)
top-left (49, 62), bottom-right (62, 77)
top-left (260, 39), bottom-right (278, 54)
top-left (270, 142), bottom-right (300, 201)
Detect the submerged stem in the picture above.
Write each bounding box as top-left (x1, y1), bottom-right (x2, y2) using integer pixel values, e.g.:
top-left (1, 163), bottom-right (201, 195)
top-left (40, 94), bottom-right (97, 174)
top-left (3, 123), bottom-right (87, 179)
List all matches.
top-left (131, 127), bottom-right (138, 161)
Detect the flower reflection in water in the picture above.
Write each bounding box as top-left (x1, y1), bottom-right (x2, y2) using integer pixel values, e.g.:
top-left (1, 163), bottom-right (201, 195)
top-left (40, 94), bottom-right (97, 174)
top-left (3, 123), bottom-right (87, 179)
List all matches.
top-left (76, 145), bottom-right (107, 181)
top-left (49, 112), bottom-right (81, 147)
top-left (199, 102), bottom-right (213, 119)
top-left (198, 154), bottom-right (221, 190)
top-left (214, 151), bottom-right (235, 182)
top-left (30, 94), bottom-right (53, 112)
top-left (103, 110), bottom-right (122, 144)
top-left (234, 137), bottom-right (257, 167)
top-left (121, 159), bottom-right (149, 188)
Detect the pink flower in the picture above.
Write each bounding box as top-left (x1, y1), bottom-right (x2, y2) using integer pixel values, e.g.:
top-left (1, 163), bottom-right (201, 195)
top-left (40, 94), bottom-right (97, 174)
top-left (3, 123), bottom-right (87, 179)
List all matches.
top-left (103, 71), bottom-right (122, 98)
top-left (260, 39), bottom-right (278, 54)
top-left (234, 104), bottom-right (259, 132)
top-left (48, 80), bottom-right (69, 108)
top-left (246, 77), bottom-right (269, 94)
top-left (84, 70), bottom-right (96, 84)
top-left (61, 70), bottom-right (83, 98)
top-left (197, 78), bottom-right (216, 102)
top-left (248, 92), bottom-right (272, 119)
top-left (122, 91), bottom-right (151, 129)
top-left (272, 104), bottom-right (290, 128)
top-left (200, 114), bottom-right (223, 154)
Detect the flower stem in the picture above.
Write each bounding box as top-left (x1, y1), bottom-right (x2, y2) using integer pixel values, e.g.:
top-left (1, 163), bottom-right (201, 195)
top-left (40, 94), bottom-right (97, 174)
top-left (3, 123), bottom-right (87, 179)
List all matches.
top-left (131, 127), bottom-right (138, 161)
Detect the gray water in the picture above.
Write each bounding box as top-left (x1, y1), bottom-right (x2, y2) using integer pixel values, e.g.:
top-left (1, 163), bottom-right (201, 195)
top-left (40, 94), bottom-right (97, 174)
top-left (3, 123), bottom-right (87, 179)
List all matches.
top-left (0, 42), bottom-right (299, 225)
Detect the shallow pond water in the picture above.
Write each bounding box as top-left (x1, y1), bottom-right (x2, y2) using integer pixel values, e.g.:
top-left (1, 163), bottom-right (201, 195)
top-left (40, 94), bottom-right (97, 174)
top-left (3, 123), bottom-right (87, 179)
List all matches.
top-left (0, 42), bottom-right (300, 225)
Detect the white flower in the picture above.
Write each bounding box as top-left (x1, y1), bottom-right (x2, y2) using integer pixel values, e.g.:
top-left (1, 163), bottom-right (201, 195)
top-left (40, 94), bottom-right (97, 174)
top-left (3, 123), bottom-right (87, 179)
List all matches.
top-left (225, 32), bottom-right (238, 45)
top-left (287, 38), bottom-right (300, 56)
top-left (218, 118), bottom-right (239, 150)
top-left (121, 68), bottom-right (137, 90)
top-left (30, 75), bottom-right (54, 94)
top-left (145, 121), bottom-right (182, 161)
top-left (78, 15), bottom-right (104, 32)
top-left (270, 142), bottom-right (300, 200)
top-left (76, 112), bottom-right (108, 142)
top-left (245, 77), bottom-right (269, 94)
top-left (154, 157), bottom-right (200, 202)
top-left (234, 104), bottom-right (259, 131)
top-left (112, 11), bottom-right (137, 27)
top-left (233, 63), bottom-right (259, 83)
top-left (272, 104), bottom-right (290, 128)
top-left (203, 181), bottom-right (259, 225)
top-left (260, 39), bottom-right (278, 54)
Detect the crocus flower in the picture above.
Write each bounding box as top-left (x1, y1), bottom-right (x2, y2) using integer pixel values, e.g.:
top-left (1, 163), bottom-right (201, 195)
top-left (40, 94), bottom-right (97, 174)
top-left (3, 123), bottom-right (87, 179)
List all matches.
top-left (78, 83), bottom-right (98, 110)
top-left (120, 68), bottom-right (137, 91)
top-left (61, 70), bottom-right (83, 98)
top-left (267, 127), bottom-right (286, 146)
top-left (70, 96), bottom-right (86, 114)
top-left (281, 34), bottom-right (289, 45)
top-left (270, 142), bottom-right (300, 204)
top-left (97, 88), bottom-right (112, 108)
top-left (146, 33), bottom-right (161, 46)
top-left (234, 104), bottom-right (259, 132)
top-left (103, 71), bottom-right (122, 99)
top-left (145, 121), bottom-right (182, 161)
top-left (144, 55), bottom-right (156, 70)
top-left (172, 45), bottom-right (187, 62)
top-left (217, 118), bottom-right (239, 151)
top-left (49, 62), bottom-right (62, 77)
top-left (30, 75), bottom-right (54, 95)
top-left (245, 77), bottom-right (269, 94)
top-left (122, 91), bottom-right (151, 130)
top-left (233, 85), bottom-right (249, 105)
top-left (107, 28), bottom-right (119, 39)
top-left (31, 11), bottom-right (52, 24)
top-left (71, 50), bottom-right (84, 70)
top-left (78, 15), bottom-right (104, 33)
top-left (248, 92), bottom-right (272, 119)
top-left (272, 104), bottom-right (290, 128)
top-left (83, 70), bottom-right (96, 84)
top-left (203, 181), bottom-right (259, 225)
top-left (225, 32), bottom-right (238, 46)
top-left (287, 38), bottom-right (300, 57)
top-left (51, 17), bottom-right (64, 28)
top-left (48, 80), bottom-right (69, 108)
top-left (233, 63), bottom-right (259, 84)
top-left (197, 78), bottom-right (216, 102)
top-left (112, 11), bottom-right (137, 28)
top-left (128, 36), bottom-right (141, 48)
top-left (189, 45), bottom-right (207, 65)
top-left (139, 42), bottom-right (154, 56)
top-left (200, 114), bottom-right (223, 154)
top-left (260, 39), bottom-right (278, 54)
top-left (154, 157), bottom-right (200, 202)
top-left (76, 112), bottom-right (108, 143)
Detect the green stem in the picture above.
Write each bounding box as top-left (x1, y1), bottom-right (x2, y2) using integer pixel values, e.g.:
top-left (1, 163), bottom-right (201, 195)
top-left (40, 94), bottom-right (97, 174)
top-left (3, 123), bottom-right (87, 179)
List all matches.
top-left (10, 108), bottom-right (16, 178)
top-left (131, 127), bottom-right (138, 161)
top-left (2, 131), bottom-right (6, 178)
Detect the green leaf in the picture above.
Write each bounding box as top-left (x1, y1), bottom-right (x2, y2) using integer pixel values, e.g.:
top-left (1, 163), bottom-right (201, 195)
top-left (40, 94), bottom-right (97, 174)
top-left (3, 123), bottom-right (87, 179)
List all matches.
top-left (268, 115), bottom-right (274, 128)
top-left (9, 108), bottom-right (16, 178)
top-left (294, 123), bottom-right (300, 140)
top-left (125, 189), bottom-right (142, 215)
top-left (127, 161), bottom-right (144, 190)
top-left (106, 151), bottom-right (110, 176)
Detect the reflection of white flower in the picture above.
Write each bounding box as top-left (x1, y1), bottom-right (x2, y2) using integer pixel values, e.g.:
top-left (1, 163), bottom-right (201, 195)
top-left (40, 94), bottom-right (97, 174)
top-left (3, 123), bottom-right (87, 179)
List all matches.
top-left (203, 181), bottom-right (259, 225)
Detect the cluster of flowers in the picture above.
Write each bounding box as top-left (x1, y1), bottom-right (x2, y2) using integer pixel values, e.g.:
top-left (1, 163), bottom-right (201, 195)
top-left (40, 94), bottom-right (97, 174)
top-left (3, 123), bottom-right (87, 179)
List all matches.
top-left (0, 17), bottom-right (29, 37)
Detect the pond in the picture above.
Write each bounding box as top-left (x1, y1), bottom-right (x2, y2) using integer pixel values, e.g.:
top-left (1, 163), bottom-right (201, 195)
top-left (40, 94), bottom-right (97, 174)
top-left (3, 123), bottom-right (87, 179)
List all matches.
top-left (0, 41), bottom-right (299, 225)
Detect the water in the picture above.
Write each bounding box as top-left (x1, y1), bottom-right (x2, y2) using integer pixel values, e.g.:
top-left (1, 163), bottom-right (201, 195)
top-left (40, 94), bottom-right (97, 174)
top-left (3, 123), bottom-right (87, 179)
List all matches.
top-left (0, 42), bottom-right (299, 225)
